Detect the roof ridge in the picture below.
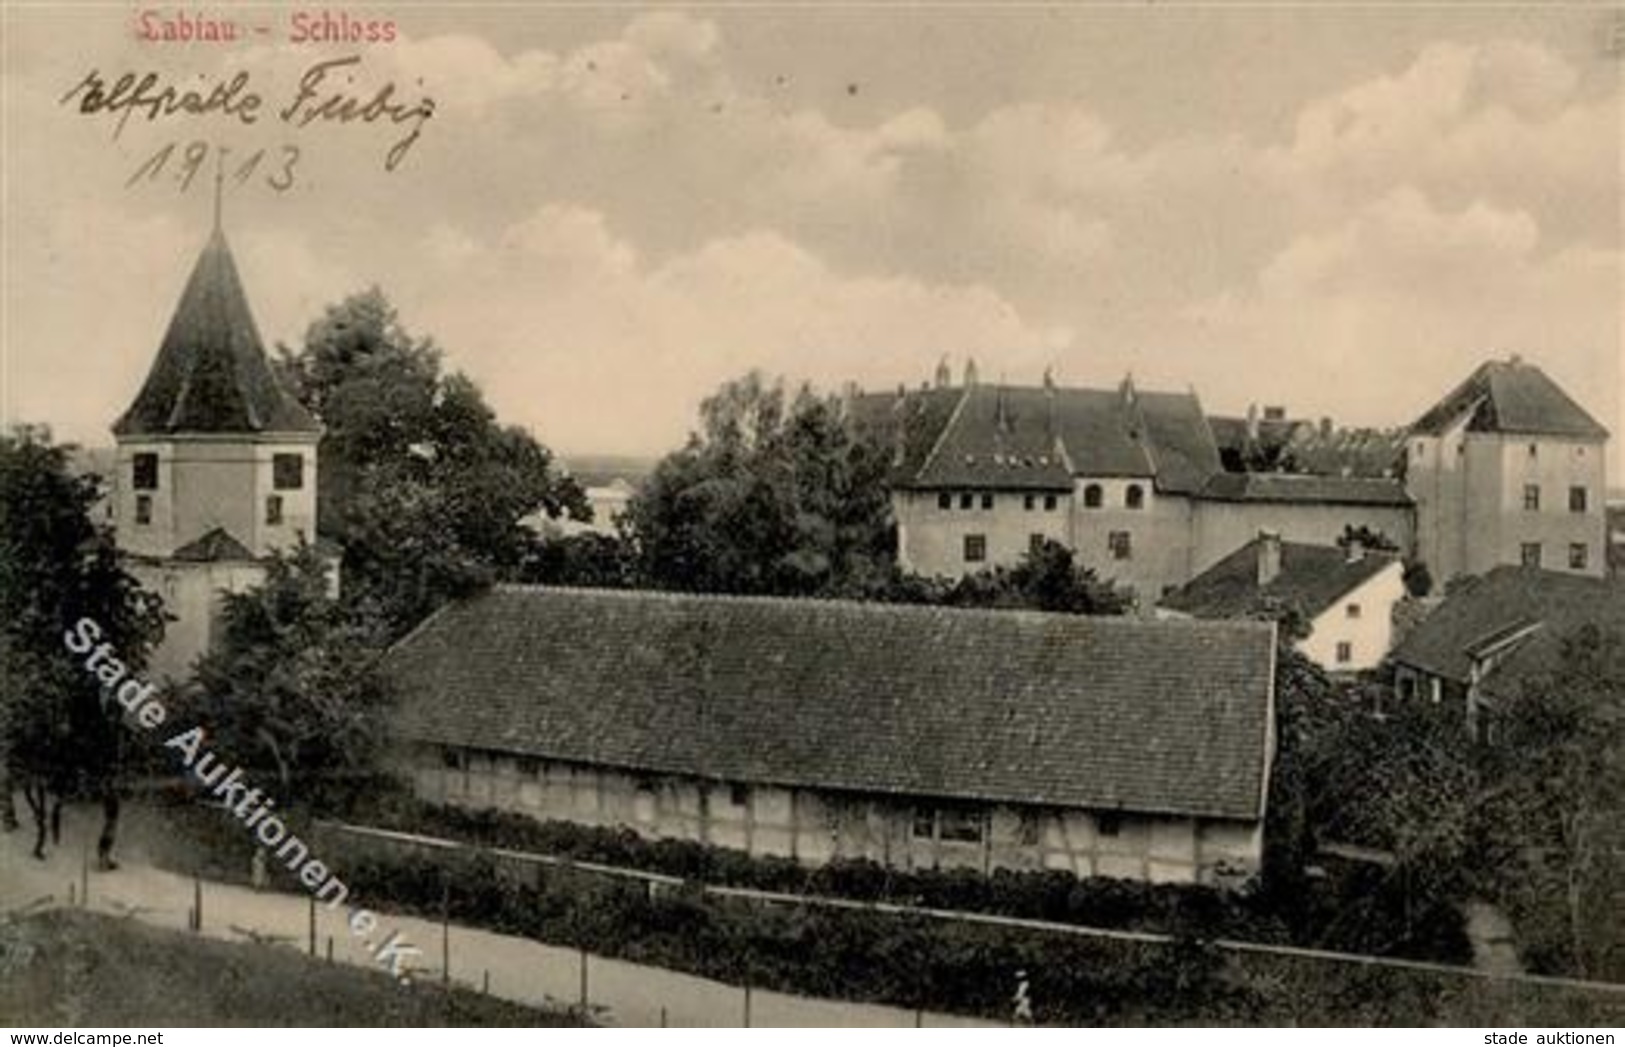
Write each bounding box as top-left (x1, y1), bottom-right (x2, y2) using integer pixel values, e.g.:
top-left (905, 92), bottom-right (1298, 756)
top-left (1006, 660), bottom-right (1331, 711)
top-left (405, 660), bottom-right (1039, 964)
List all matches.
top-left (484, 582), bottom-right (1278, 632)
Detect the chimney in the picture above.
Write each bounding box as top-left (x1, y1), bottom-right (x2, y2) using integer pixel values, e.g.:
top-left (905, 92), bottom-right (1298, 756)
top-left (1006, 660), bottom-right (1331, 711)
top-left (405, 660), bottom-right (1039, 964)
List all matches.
top-left (964, 357), bottom-right (979, 388)
top-left (1319, 416), bottom-right (1333, 439)
top-left (1042, 366), bottom-right (1056, 392)
top-left (934, 356), bottom-right (952, 389)
top-left (1256, 530), bottom-right (1282, 587)
top-left (1246, 403), bottom-right (1260, 442)
top-left (1345, 535), bottom-right (1366, 564)
top-left (1263, 405), bottom-right (1287, 422)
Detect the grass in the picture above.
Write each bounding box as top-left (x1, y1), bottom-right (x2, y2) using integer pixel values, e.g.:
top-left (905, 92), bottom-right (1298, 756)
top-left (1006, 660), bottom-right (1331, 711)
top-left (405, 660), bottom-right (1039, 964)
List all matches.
top-left (0, 909), bottom-right (587, 1027)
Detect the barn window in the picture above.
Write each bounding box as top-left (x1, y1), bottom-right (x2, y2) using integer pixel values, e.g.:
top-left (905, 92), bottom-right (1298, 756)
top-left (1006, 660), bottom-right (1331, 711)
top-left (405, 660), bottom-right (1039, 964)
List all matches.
top-left (730, 783), bottom-right (750, 807)
top-left (911, 809), bottom-right (935, 840)
top-left (938, 808), bottom-right (984, 844)
top-left (1097, 813), bottom-right (1122, 837)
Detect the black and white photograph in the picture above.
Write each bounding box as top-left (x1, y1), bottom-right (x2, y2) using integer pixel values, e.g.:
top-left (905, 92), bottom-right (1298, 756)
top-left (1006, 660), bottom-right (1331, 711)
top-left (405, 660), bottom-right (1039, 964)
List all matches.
top-left (0, 0), bottom-right (1621, 1032)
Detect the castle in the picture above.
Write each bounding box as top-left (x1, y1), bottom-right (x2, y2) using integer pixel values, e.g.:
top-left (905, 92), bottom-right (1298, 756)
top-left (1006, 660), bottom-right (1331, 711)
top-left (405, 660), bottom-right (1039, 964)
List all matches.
top-left (850, 357), bottom-right (1608, 602)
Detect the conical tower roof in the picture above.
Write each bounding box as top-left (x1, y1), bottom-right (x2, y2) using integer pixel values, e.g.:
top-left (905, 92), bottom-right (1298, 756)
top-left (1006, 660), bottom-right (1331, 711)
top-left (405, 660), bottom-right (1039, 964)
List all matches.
top-left (113, 229), bottom-right (319, 437)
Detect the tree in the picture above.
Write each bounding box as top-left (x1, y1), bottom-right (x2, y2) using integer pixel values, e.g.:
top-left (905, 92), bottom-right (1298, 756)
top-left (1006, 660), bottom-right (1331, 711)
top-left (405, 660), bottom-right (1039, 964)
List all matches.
top-left (276, 289), bottom-right (587, 636)
top-left (187, 542), bottom-right (393, 808)
top-left (920, 539), bottom-right (1131, 615)
top-left (1476, 624), bottom-right (1625, 979)
top-left (624, 373), bottom-right (895, 596)
top-left (0, 426), bottom-right (165, 862)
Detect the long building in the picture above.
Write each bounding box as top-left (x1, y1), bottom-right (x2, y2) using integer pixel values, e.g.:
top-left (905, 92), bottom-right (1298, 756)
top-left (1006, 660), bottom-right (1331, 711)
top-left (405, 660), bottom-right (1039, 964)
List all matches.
top-left (849, 355), bottom-right (1607, 603)
top-left (386, 586), bottom-right (1278, 886)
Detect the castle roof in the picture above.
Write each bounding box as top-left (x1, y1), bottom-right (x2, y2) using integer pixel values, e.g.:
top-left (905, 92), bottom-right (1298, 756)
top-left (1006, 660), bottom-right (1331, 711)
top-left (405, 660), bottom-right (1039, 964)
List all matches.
top-left (386, 586), bottom-right (1277, 821)
top-left (850, 382), bottom-right (1222, 495)
top-left (1410, 359), bottom-right (1607, 440)
top-left (113, 230), bottom-right (320, 438)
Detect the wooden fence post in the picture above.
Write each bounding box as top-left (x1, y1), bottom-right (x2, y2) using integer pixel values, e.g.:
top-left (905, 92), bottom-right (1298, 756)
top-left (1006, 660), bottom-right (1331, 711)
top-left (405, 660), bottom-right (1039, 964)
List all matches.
top-left (578, 947), bottom-right (588, 1010)
top-left (743, 983), bottom-right (752, 1028)
top-left (192, 876), bottom-right (202, 932)
top-left (308, 895), bottom-right (317, 956)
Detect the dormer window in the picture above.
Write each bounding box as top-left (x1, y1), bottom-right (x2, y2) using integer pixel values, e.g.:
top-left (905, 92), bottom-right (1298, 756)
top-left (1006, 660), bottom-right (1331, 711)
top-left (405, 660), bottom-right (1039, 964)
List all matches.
top-left (132, 453), bottom-right (158, 491)
top-left (272, 453), bottom-right (304, 490)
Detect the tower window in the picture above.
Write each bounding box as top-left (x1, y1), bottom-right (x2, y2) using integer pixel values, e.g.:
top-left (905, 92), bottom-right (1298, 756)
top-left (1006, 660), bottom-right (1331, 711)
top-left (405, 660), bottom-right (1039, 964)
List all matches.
top-left (963, 534), bottom-right (987, 563)
top-left (132, 452), bottom-right (159, 491)
top-left (1522, 484), bottom-right (1540, 511)
top-left (1125, 484), bottom-right (1145, 510)
top-left (1569, 486), bottom-right (1588, 513)
top-left (134, 494), bottom-right (152, 526)
top-left (272, 453), bottom-right (304, 491)
top-left (1520, 542), bottom-right (1542, 568)
top-left (1043, 494), bottom-right (1058, 511)
top-left (1569, 544), bottom-right (1589, 570)
top-left (265, 494), bottom-right (284, 526)
top-left (1083, 484), bottom-right (1103, 508)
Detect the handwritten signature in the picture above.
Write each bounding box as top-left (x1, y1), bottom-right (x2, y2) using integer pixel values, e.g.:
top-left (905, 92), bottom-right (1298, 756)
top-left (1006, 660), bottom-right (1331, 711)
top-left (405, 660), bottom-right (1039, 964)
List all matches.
top-left (59, 55), bottom-right (433, 172)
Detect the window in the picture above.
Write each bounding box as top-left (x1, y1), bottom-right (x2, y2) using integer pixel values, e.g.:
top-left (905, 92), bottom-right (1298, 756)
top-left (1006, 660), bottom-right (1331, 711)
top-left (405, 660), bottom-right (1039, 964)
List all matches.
top-left (1569, 543), bottom-right (1589, 570)
top-left (1083, 483), bottom-right (1103, 508)
top-left (265, 494), bottom-right (284, 526)
top-left (1569, 486), bottom-right (1588, 513)
top-left (1528, 443), bottom-right (1538, 458)
top-left (132, 452), bottom-right (158, 491)
top-left (959, 492), bottom-right (974, 510)
top-left (912, 809), bottom-right (936, 840)
top-left (1522, 484), bottom-right (1540, 511)
top-left (134, 494), bottom-right (152, 526)
top-left (937, 492), bottom-right (952, 510)
top-left (1023, 494), bottom-right (1036, 511)
top-left (730, 783), bottom-right (750, 807)
top-left (440, 747), bottom-right (467, 771)
top-left (1345, 603), bottom-right (1362, 619)
top-left (963, 534), bottom-right (987, 563)
top-left (1335, 641), bottom-right (1353, 665)
top-left (1029, 534), bottom-right (1046, 556)
top-left (981, 492), bottom-right (994, 510)
top-left (1520, 542), bottom-right (1542, 568)
top-left (516, 756), bottom-right (541, 778)
top-left (1108, 530), bottom-right (1132, 561)
top-left (1125, 484), bottom-right (1145, 510)
top-left (1097, 813), bottom-right (1122, 838)
top-left (938, 808), bottom-right (985, 844)
top-left (1043, 494), bottom-right (1058, 511)
top-left (1016, 813), bottom-right (1041, 846)
top-left (272, 453), bottom-right (304, 490)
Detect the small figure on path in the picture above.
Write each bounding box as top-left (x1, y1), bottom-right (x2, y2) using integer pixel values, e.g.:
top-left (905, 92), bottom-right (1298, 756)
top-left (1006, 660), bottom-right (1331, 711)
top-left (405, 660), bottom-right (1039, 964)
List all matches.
top-left (1012, 968), bottom-right (1034, 1025)
top-left (250, 846), bottom-right (269, 891)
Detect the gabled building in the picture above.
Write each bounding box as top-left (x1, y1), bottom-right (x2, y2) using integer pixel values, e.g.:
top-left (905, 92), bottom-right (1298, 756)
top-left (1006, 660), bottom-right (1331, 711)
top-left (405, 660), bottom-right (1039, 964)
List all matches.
top-left (111, 223), bottom-right (326, 679)
top-left (1388, 566), bottom-right (1624, 739)
top-left (1406, 356), bottom-right (1609, 583)
top-left (386, 586), bottom-right (1278, 886)
top-left (1159, 531), bottom-right (1406, 672)
top-left (850, 368), bottom-right (1414, 600)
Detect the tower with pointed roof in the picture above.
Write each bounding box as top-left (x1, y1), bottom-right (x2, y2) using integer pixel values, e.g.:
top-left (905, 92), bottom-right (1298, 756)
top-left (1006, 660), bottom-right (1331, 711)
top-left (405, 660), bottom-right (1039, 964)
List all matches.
top-left (112, 215), bottom-right (324, 679)
top-left (1405, 355), bottom-right (1608, 582)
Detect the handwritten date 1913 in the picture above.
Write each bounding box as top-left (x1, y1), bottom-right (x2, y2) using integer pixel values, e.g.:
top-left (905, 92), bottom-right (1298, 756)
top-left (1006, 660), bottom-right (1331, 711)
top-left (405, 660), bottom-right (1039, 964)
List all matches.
top-left (126, 141), bottom-right (301, 194)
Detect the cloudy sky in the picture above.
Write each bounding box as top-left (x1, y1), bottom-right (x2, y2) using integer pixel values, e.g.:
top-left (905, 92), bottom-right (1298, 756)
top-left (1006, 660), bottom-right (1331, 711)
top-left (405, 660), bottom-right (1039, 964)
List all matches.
top-left (2, 4), bottom-right (1620, 480)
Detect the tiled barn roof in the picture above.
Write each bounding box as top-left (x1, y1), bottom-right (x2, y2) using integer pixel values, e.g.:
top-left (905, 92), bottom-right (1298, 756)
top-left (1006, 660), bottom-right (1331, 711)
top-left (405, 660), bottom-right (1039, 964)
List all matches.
top-left (386, 586), bottom-right (1277, 821)
top-left (114, 230), bottom-right (320, 437)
